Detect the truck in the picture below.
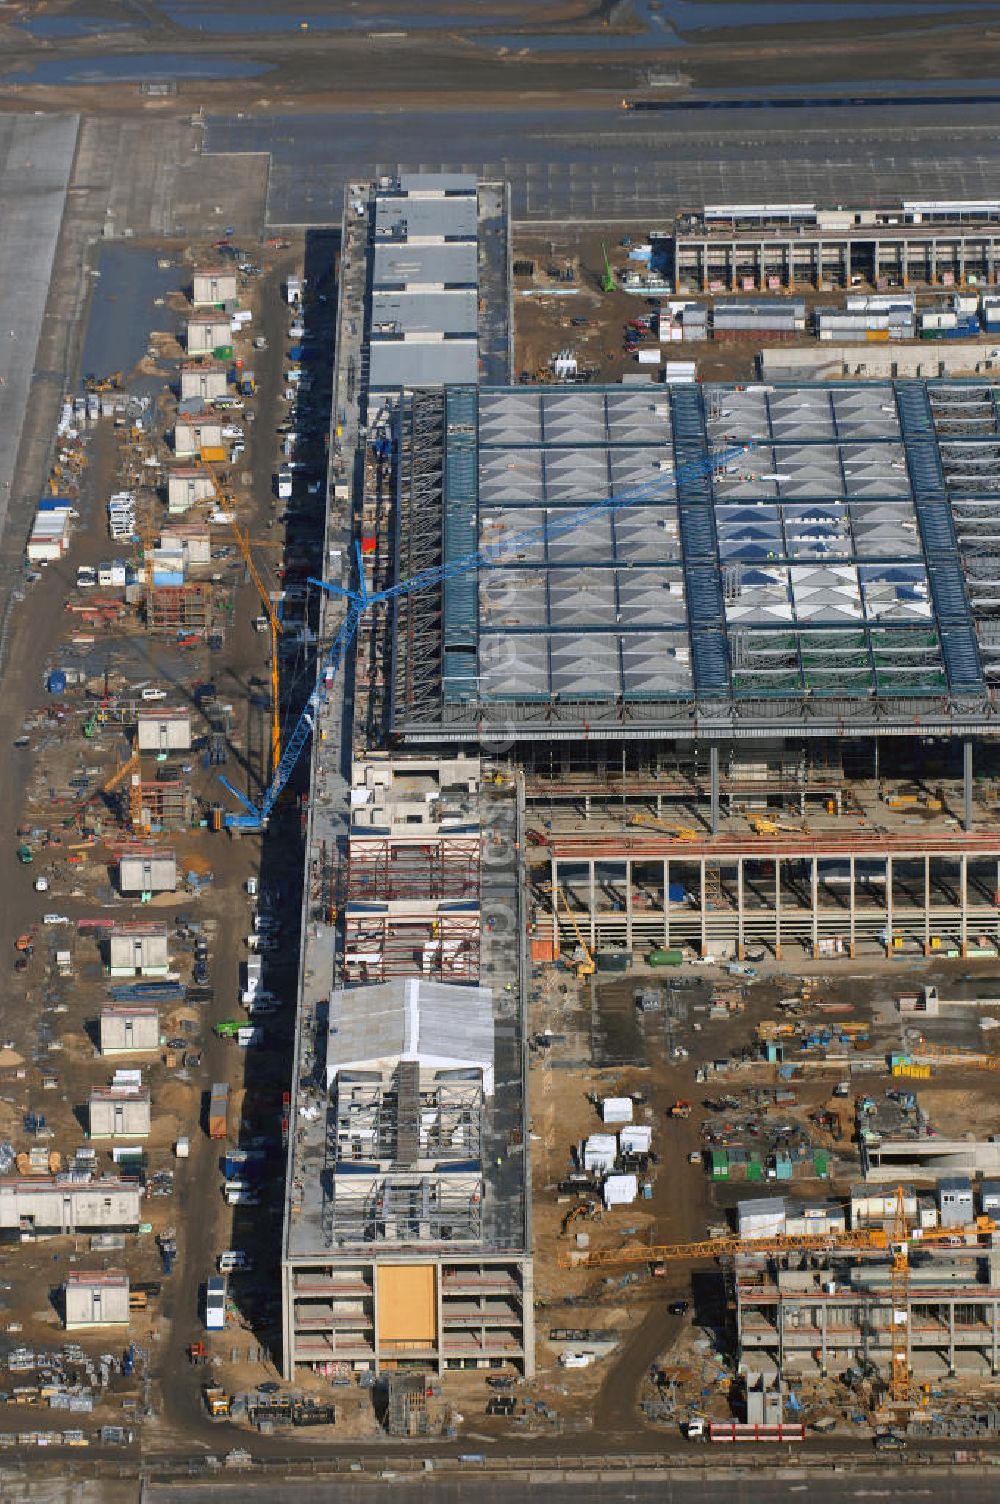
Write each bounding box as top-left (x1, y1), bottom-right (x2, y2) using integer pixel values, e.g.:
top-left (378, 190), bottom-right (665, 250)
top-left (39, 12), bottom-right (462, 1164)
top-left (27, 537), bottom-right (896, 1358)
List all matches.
top-left (205, 1276), bottom-right (226, 1331)
top-left (208, 1082), bottom-right (229, 1140)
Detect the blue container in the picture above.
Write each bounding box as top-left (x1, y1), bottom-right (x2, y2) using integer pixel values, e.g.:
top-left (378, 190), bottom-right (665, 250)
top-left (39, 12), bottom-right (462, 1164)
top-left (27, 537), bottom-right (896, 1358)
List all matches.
top-left (667, 882), bottom-right (686, 904)
top-left (47, 670), bottom-right (67, 695)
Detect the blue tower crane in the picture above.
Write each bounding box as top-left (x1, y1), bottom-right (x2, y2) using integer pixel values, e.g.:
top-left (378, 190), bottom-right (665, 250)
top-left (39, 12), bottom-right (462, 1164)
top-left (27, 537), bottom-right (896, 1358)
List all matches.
top-left (219, 438), bottom-right (751, 829)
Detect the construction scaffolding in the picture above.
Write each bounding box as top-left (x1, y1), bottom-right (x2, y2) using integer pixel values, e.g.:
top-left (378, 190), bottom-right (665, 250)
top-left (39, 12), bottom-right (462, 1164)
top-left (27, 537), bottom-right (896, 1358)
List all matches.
top-left (342, 908), bottom-right (481, 984)
top-left (344, 833), bottom-right (481, 903)
top-left (128, 776), bottom-right (193, 835)
top-left (332, 1071), bottom-right (484, 1168)
top-left (389, 389), bottom-right (446, 730)
top-left (143, 583), bottom-right (215, 636)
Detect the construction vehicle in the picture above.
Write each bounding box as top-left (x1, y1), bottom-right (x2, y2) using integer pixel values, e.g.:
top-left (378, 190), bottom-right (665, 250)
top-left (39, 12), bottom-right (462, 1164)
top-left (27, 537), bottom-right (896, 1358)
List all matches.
top-left (551, 884), bottom-right (595, 979)
top-left (600, 242), bottom-right (616, 293)
top-left (628, 814), bottom-right (699, 840)
top-left (669, 1100), bottom-right (692, 1119)
top-left (561, 1202), bottom-right (601, 1235)
top-left (214, 1018), bottom-right (244, 1039)
top-left (204, 462), bottom-right (282, 778)
top-left (187, 1341), bottom-right (208, 1366)
top-left (16, 845), bottom-right (32, 865)
top-left (203, 1385), bottom-right (231, 1418)
top-left (747, 816), bottom-right (804, 836)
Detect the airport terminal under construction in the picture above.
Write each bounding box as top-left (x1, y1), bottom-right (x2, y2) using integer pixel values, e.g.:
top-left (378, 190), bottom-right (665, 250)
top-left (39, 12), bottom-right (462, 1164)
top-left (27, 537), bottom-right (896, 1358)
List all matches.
top-left (275, 172), bottom-right (1000, 1424)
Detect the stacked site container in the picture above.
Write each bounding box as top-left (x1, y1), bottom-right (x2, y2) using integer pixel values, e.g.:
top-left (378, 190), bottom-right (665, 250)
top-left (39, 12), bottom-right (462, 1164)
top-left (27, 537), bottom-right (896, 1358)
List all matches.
top-left (713, 300), bottom-right (805, 343)
top-left (816, 307), bottom-right (914, 342)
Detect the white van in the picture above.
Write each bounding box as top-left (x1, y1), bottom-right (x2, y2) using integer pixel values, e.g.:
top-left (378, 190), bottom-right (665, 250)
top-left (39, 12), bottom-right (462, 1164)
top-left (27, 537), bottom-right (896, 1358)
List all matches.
top-left (141, 687), bottom-right (167, 701)
top-left (217, 1250), bottom-right (253, 1273)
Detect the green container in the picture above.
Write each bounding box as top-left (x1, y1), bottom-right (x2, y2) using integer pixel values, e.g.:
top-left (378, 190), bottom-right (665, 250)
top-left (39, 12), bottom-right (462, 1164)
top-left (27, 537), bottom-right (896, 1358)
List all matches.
top-left (710, 1149), bottom-right (729, 1180)
top-left (648, 948), bottom-right (683, 967)
top-left (813, 1150), bottom-right (830, 1178)
top-left (212, 344), bottom-right (234, 360)
top-left (747, 1158), bottom-right (763, 1182)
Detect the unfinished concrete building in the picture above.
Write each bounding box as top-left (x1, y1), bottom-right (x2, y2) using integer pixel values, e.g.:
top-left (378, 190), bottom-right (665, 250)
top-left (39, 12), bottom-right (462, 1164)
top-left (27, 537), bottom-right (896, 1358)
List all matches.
top-left (64, 1272), bottom-right (130, 1330)
top-left (107, 925), bottom-right (169, 978)
top-left (736, 1247), bottom-right (1000, 1381)
top-left (673, 200), bottom-right (1000, 293)
top-left (0, 1178), bottom-right (142, 1235)
top-left (282, 970), bottom-right (532, 1379)
top-left (99, 1004), bottom-right (160, 1056)
top-left (88, 1086), bottom-right (151, 1140)
top-left (372, 377), bottom-right (1000, 965)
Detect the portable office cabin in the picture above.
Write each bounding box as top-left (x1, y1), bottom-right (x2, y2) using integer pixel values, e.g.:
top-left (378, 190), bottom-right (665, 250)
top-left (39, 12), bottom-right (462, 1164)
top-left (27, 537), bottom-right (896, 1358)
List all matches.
top-left (88, 1087), bottom-right (151, 1140)
top-left (107, 927), bottom-right (169, 978)
top-left (64, 1271), bottom-right (130, 1330)
top-left (100, 1004), bottom-right (160, 1055)
top-left (192, 267), bottom-right (238, 307)
top-left (180, 363), bottom-right (228, 403)
top-left (136, 708), bottom-right (191, 753)
top-left (118, 849), bottom-right (177, 895)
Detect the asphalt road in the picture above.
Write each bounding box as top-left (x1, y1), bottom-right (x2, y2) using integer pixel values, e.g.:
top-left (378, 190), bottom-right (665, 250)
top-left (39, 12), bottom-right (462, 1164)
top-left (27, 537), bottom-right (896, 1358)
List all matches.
top-left (139, 1467), bottom-right (1000, 1504)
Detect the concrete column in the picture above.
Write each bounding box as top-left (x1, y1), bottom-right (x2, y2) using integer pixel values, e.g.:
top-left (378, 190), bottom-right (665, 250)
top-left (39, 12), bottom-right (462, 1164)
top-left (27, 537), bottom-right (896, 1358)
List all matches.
top-left (730, 240), bottom-right (737, 292)
top-left (948, 1300), bottom-right (956, 1377)
top-left (960, 853), bottom-right (969, 959)
top-left (886, 855), bottom-right (894, 956)
top-left (820, 1299), bottom-right (828, 1377)
top-left (924, 855), bottom-right (932, 956)
top-left (589, 859), bottom-right (596, 951)
top-left (930, 238), bottom-right (938, 283)
top-left (774, 856), bottom-right (782, 961)
top-left (436, 1264), bottom-right (445, 1375)
top-left (811, 857), bottom-right (819, 959)
top-left (281, 1262), bottom-right (295, 1381)
top-left (625, 858), bottom-right (634, 953)
top-left (550, 856), bottom-right (559, 955)
top-left (849, 855), bottom-right (856, 959)
top-left (700, 857), bottom-right (708, 957)
top-left (992, 1300), bottom-right (998, 1376)
top-left (520, 1258), bottom-right (536, 1378)
top-left (964, 738), bottom-right (974, 832)
top-left (710, 743), bottom-right (720, 836)
top-left (663, 860), bottom-right (670, 949)
top-left (737, 858), bottom-right (745, 961)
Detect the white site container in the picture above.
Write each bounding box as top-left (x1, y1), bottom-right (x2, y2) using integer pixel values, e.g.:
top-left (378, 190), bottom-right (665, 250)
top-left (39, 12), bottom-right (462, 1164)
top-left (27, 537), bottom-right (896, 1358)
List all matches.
top-left (603, 1173), bottom-right (639, 1208)
top-left (620, 1124), bottom-right (653, 1156)
top-left (601, 1097), bottom-right (633, 1125)
top-left (583, 1133), bottom-right (617, 1173)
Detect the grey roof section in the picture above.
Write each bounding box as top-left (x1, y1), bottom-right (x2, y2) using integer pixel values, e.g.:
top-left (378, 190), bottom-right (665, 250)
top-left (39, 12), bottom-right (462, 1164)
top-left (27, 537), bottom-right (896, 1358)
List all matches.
top-left (373, 240), bottom-right (478, 289)
top-left (369, 339), bottom-right (478, 390)
top-left (374, 194), bottom-right (477, 241)
top-left (371, 289), bottom-right (477, 336)
top-left (388, 381), bottom-right (1000, 741)
top-left (397, 172), bottom-right (478, 194)
top-left (326, 977), bottom-right (494, 1081)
